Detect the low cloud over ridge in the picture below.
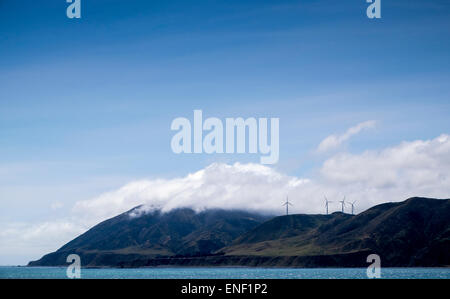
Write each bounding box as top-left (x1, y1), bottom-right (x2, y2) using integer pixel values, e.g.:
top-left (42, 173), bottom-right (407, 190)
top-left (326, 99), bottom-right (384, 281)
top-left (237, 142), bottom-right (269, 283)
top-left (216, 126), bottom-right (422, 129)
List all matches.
top-left (74, 134), bottom-right (450, 225)
top-left (73, 163), bottom-right (310, 222)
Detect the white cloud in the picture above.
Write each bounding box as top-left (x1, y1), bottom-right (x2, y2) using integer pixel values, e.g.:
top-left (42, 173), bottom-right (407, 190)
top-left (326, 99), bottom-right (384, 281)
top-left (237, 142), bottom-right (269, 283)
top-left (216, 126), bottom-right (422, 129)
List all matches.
top-left (73, 163), bottom-right (312, 225)
top-left (320, 134), bottom-right (450, 207)
top-left (317, 120), bottom-right (376, 152)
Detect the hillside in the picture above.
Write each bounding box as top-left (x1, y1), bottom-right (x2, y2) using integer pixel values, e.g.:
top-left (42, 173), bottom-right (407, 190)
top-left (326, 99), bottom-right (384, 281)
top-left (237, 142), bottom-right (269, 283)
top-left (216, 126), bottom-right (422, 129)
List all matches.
top-left (219, 197), bottom-right (450, 266)
top-left (28, 208), bottom-right (270, 267)
top-left (29, 197), bottom-right (450, 267)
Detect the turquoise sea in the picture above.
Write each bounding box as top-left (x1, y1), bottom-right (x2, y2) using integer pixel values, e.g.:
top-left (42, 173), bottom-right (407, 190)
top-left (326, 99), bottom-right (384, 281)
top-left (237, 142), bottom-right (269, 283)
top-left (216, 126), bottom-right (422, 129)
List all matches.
top-left (0, 267), bottom-right (449, 279)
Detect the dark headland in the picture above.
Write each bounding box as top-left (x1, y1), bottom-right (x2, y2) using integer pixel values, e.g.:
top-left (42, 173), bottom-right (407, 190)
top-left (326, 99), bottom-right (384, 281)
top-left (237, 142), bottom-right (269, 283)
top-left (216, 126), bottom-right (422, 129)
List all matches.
top-left (29, 197), bottom-right (450, 268)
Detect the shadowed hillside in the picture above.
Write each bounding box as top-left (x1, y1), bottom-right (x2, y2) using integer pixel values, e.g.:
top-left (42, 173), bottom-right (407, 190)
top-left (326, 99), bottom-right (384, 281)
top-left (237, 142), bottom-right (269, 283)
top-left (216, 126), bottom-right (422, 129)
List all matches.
top-left (29, 197), bottom-right (450, 267)
top-left (219, 197), bottom-right (450, 266)
top-left (29, 208), bottom-right (270, 266)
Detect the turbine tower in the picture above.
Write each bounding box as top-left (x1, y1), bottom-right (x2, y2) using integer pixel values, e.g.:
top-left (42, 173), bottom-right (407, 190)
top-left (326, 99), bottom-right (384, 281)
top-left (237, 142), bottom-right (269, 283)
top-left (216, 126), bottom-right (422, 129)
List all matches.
top-left (349, 200), bottom-right (357, 215)
top-left (339, 197), bottom-right (346, 213)
top-left (283, 196), bottom-right (293, 215)
top-left (324, 196), bottom-right (333, 215)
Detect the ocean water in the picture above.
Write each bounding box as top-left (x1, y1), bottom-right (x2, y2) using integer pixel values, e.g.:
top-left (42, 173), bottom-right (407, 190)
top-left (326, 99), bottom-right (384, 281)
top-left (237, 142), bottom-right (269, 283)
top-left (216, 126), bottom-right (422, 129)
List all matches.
top-left (0, 267), bottom-right (449, 279)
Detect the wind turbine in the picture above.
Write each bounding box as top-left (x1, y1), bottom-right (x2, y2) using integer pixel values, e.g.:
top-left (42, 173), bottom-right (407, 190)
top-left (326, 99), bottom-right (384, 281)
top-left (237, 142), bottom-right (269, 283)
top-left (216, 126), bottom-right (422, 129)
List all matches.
top-left (324, 196), bottom-right (333, 215)
top-left (339, 197), bottom-right (346, 213)
top-left (283, 196), bottom-right (293, 215)
top-left (349, 200), bottom-right (357, 215)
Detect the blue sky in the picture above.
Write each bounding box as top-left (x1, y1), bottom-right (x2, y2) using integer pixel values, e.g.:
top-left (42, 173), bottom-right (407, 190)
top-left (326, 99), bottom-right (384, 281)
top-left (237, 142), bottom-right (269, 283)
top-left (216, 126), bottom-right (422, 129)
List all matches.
top-left (0, 1), bottom-right (450, 264)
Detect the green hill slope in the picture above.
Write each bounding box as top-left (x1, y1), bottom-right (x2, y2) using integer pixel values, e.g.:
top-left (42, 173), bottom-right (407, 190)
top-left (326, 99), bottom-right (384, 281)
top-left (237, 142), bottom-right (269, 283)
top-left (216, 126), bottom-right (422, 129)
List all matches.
top-left (29, 208), bottom-right (270, 266)
top-left (29, 197), bottom-right (449, 267)
top-left (219, 197), bottom-right (450, 266)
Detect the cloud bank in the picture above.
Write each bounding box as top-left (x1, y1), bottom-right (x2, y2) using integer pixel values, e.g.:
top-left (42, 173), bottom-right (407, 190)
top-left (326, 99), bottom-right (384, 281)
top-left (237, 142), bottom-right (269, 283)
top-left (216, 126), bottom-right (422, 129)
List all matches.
top-left (73, 163), bottom-right (311, 223)
top-left (73, 134), bottom-right (450, 226)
